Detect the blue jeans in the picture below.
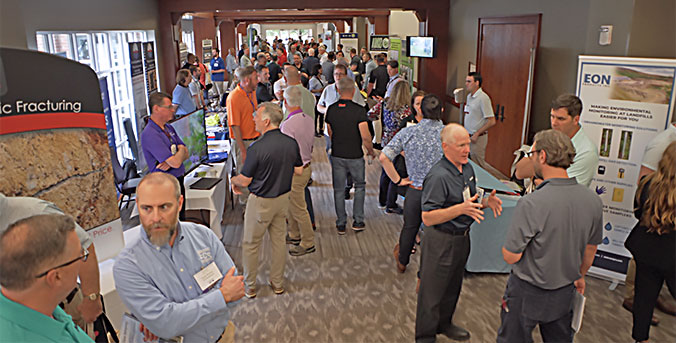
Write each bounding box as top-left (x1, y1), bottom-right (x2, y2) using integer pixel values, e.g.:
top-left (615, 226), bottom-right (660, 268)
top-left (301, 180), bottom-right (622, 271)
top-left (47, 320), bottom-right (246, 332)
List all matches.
top-left (331, 156), bottom-right (365, 227)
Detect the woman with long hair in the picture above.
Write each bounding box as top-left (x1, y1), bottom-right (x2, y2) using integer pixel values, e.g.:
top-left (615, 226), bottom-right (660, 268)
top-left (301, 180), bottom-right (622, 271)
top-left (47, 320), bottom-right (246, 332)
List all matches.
top-left (625, 141), bottom-right (676, 342)
top-left (368, 81), bottom-right (412, 213)
top-left (400, 90), bottom-right (426, 128)
top-left (309, 64), bottom-right (326, 136)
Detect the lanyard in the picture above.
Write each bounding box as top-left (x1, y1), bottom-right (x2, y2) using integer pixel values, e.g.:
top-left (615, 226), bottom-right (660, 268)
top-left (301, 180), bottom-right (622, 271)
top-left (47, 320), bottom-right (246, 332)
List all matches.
top-left (238, 84), bottom-right (256, 111)
top-left (286, 109), bottom-right (303, 120)
top-left (153, 119), bottom-right (175, 144)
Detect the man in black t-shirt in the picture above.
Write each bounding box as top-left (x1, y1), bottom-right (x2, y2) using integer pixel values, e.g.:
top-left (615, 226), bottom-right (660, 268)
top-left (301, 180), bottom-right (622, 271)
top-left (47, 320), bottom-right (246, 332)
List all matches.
top-left (325, 78), bottom-right (376, 235)
top-left (366, 55), bottom-right (389, 99)
top-left (231, 102), bottom-right (303, 297)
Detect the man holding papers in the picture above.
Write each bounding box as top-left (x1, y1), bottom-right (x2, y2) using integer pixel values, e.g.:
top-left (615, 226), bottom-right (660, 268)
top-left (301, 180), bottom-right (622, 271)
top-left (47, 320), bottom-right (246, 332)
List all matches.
top-left (498, 130), bottom-right (602, 343)
top-left (114, 173), bottom-right (244, 343)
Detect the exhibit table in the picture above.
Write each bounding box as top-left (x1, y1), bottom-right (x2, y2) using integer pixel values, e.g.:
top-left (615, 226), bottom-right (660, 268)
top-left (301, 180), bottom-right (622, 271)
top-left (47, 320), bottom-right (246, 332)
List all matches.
top-left (183, 162), bottom-right (227, 238)
top-left (465, 161), bottom-right (521, 273)
top-left (466, 194), bottom-right (520, 273)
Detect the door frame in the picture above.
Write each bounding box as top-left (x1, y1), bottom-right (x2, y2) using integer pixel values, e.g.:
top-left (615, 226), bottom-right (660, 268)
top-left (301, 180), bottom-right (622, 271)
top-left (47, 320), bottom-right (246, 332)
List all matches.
top-left (476, 14), bottom-right (542, 146)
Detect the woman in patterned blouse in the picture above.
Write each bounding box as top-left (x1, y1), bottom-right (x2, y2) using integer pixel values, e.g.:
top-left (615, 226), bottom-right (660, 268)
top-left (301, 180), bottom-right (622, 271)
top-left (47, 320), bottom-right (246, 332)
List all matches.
top-left (368, 81), bottom-right (412, 213)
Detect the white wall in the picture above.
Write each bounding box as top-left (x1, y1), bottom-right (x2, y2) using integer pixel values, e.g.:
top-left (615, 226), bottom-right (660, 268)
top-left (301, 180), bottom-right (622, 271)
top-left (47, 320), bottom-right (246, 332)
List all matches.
top-left (388, 10), bottom-right (419, 39)
top-left (388, 10), bottom-right (421, 87)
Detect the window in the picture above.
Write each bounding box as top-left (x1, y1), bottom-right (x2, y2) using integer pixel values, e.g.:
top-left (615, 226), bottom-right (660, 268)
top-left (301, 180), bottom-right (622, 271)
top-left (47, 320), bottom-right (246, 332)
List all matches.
top-left (35, 30), bottom-right (152, 162)
top-left (265, 29), bottom-right (313, 45)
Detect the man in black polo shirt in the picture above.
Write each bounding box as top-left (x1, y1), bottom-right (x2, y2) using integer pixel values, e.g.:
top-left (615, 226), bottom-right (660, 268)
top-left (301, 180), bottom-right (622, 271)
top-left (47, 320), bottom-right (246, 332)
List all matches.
top-left (231, 102), bottom-right (303, 298)
top-left (366, 54), bottom-right (389, 100)
top-left (325, 78), bottom-right (376, 235)
top-left (416, 123), bottom-right (502, 342)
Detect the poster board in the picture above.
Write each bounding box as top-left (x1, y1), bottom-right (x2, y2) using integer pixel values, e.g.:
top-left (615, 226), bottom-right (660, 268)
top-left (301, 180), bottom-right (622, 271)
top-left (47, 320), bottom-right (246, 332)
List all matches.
top-left (576, 55), bottom-right (676, 281)
top-left (339, 33), bottom-right (359, 56)
top-left (0, 47), bottom-right (124, 261)
top-left (369, 35), bottom-right (390, 52)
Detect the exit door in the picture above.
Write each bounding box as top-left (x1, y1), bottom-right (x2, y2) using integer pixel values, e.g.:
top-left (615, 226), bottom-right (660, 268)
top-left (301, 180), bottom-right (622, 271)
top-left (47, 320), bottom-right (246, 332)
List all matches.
top-left (477, 14), bottom-right (541, 177)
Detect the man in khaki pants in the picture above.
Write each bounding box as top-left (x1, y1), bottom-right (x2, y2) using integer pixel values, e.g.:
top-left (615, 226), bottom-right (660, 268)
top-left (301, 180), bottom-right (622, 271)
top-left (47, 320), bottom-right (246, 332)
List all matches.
top-left (280, 86), bottom-right (316, 256)
top-left (231, 102), bottom-right (304, 298)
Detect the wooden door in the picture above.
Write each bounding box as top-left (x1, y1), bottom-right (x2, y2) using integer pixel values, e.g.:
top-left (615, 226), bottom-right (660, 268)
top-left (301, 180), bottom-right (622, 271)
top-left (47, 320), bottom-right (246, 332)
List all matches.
top-left (477, 14), bottom-right (541, 177)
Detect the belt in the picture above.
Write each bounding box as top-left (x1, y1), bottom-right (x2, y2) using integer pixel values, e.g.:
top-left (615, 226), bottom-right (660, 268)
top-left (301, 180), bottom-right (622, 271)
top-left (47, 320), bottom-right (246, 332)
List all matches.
top-left (303, 162), bottom-right (311, 168)
top-left (471, 131), bottom-right (487, 137)
top-left (409, 185), bottom-right (422, 191)
top-left (450, 229), bottom-right (470, 236)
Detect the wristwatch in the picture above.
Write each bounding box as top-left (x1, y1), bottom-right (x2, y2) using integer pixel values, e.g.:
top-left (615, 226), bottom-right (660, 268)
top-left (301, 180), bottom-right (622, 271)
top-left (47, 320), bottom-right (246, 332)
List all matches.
top-left (87, 293), bottom-right (100, 301)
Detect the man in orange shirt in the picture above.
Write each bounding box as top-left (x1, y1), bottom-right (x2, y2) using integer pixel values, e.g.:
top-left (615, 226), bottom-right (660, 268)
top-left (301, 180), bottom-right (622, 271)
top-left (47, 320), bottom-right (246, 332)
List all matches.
top-left (227, 66), bottom-right (261, 205)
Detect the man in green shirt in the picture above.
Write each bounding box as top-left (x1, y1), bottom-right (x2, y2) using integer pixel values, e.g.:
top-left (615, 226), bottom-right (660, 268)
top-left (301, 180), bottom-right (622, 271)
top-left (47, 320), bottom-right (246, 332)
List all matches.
top-left (0, 214), bottom-right (93, 342)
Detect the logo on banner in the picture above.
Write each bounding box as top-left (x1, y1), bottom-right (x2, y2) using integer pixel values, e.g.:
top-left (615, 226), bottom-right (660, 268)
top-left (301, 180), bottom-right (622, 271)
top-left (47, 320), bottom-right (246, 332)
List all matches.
top-left (583, 73), bottom-right (611, 87)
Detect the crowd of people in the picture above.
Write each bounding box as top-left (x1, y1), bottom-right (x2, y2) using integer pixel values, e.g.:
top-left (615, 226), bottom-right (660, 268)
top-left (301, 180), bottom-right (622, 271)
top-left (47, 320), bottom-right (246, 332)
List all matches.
top-left (1, 36), bottom-right (675, 343)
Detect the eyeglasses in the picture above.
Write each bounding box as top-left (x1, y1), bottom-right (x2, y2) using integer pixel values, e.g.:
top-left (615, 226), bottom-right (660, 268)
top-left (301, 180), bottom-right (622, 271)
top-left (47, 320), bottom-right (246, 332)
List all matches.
top-left (35, 249), bottom-right (89, 278)
top-left (158, 104), bottom-right (176, 111)
top-left (525, 149), bottom-right (541, 158)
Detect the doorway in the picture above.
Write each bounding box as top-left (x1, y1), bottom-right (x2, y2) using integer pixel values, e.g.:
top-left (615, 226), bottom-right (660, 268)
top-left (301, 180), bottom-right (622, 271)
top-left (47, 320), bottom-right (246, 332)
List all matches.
top-left (476, 14), bottom-right (541, 177)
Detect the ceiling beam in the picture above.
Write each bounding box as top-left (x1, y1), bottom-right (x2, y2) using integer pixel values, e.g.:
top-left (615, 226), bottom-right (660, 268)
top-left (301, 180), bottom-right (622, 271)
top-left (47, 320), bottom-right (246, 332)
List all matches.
top-left (234, 18), bottom-right (355, 26)
top-left (213, 9), bottom-right (389, 20)
top-left (162, 0), bottom-right (447, 12)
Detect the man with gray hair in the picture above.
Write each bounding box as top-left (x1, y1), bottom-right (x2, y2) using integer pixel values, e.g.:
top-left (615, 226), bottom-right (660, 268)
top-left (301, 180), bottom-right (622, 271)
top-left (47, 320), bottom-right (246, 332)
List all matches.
top-left (114, 172), bottom-right (244, 343)
top-left (0, 214), bottom-right (92, 342)
top-left (325, 78), bottom-right (376, 235)
top-left (498, 129), bottom-right (602, 343)
top-left (417, 123), bottom-right (502, 342)
top-left (281, 86), bottom-right (316, 256)
top-left (231, 103), bottom-right (304, 297)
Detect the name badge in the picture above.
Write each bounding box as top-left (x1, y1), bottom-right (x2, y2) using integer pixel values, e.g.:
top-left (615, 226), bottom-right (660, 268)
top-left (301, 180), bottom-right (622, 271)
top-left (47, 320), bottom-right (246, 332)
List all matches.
top-left (476, 187), bottom-right (485, 203)
top-left (193, 262), bottom-right (223, 292)
top-left (171, 144), bottom-right (177, 154)
top-left (462, 186), bottom-right (471, 202)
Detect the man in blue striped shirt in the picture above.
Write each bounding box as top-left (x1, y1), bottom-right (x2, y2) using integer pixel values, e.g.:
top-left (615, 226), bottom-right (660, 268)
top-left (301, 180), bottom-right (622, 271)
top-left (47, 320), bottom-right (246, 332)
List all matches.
top-left (114, 173), bottom-right (244, 343)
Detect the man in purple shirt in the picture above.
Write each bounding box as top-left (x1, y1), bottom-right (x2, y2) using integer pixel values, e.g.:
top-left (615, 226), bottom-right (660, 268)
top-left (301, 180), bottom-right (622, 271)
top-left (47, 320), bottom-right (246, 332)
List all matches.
top-left (280, 86), bottom-right (315, 256)
top-left (141, 92), bottom-right (189, 219)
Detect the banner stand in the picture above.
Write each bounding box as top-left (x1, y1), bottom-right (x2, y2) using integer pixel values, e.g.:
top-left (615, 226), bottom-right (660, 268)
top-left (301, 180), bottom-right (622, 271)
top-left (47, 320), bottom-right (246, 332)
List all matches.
top-left (576, 55), bottom-right (676, 282)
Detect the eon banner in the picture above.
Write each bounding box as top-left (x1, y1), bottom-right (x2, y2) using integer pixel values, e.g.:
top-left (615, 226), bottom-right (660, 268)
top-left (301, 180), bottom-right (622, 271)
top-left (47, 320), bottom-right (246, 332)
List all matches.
top-left (576, 55), bottom-right (676, 282)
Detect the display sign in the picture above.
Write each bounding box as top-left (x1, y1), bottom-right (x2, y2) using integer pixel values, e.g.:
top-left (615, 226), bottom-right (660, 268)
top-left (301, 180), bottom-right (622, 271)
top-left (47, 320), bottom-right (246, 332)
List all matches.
top-left (128, 42), bottom-right (147, 163)
top-left (202, 38), bottom-right (213, 64)
top-left (576, 55), bottom-right (676, 281)
top-left (143, 42), bottom-right (158, 94)
top-left (99, 77), bottom-right (115, 147)
top-left (338, 33), bottom-right (358, 58)
top-left (369, 35), bottom-right (390, 51)
top-left (0, 47), bottom-right (124, 261)
top-left (389, 38), bottom-right (414, 89)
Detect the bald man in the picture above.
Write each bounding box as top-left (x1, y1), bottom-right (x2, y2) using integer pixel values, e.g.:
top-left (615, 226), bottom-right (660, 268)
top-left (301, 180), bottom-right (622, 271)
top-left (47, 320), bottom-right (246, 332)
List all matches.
top-left (416, 124), bottom-right (502, 342)
top-left (282, 65), bottom-right (316, 122)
